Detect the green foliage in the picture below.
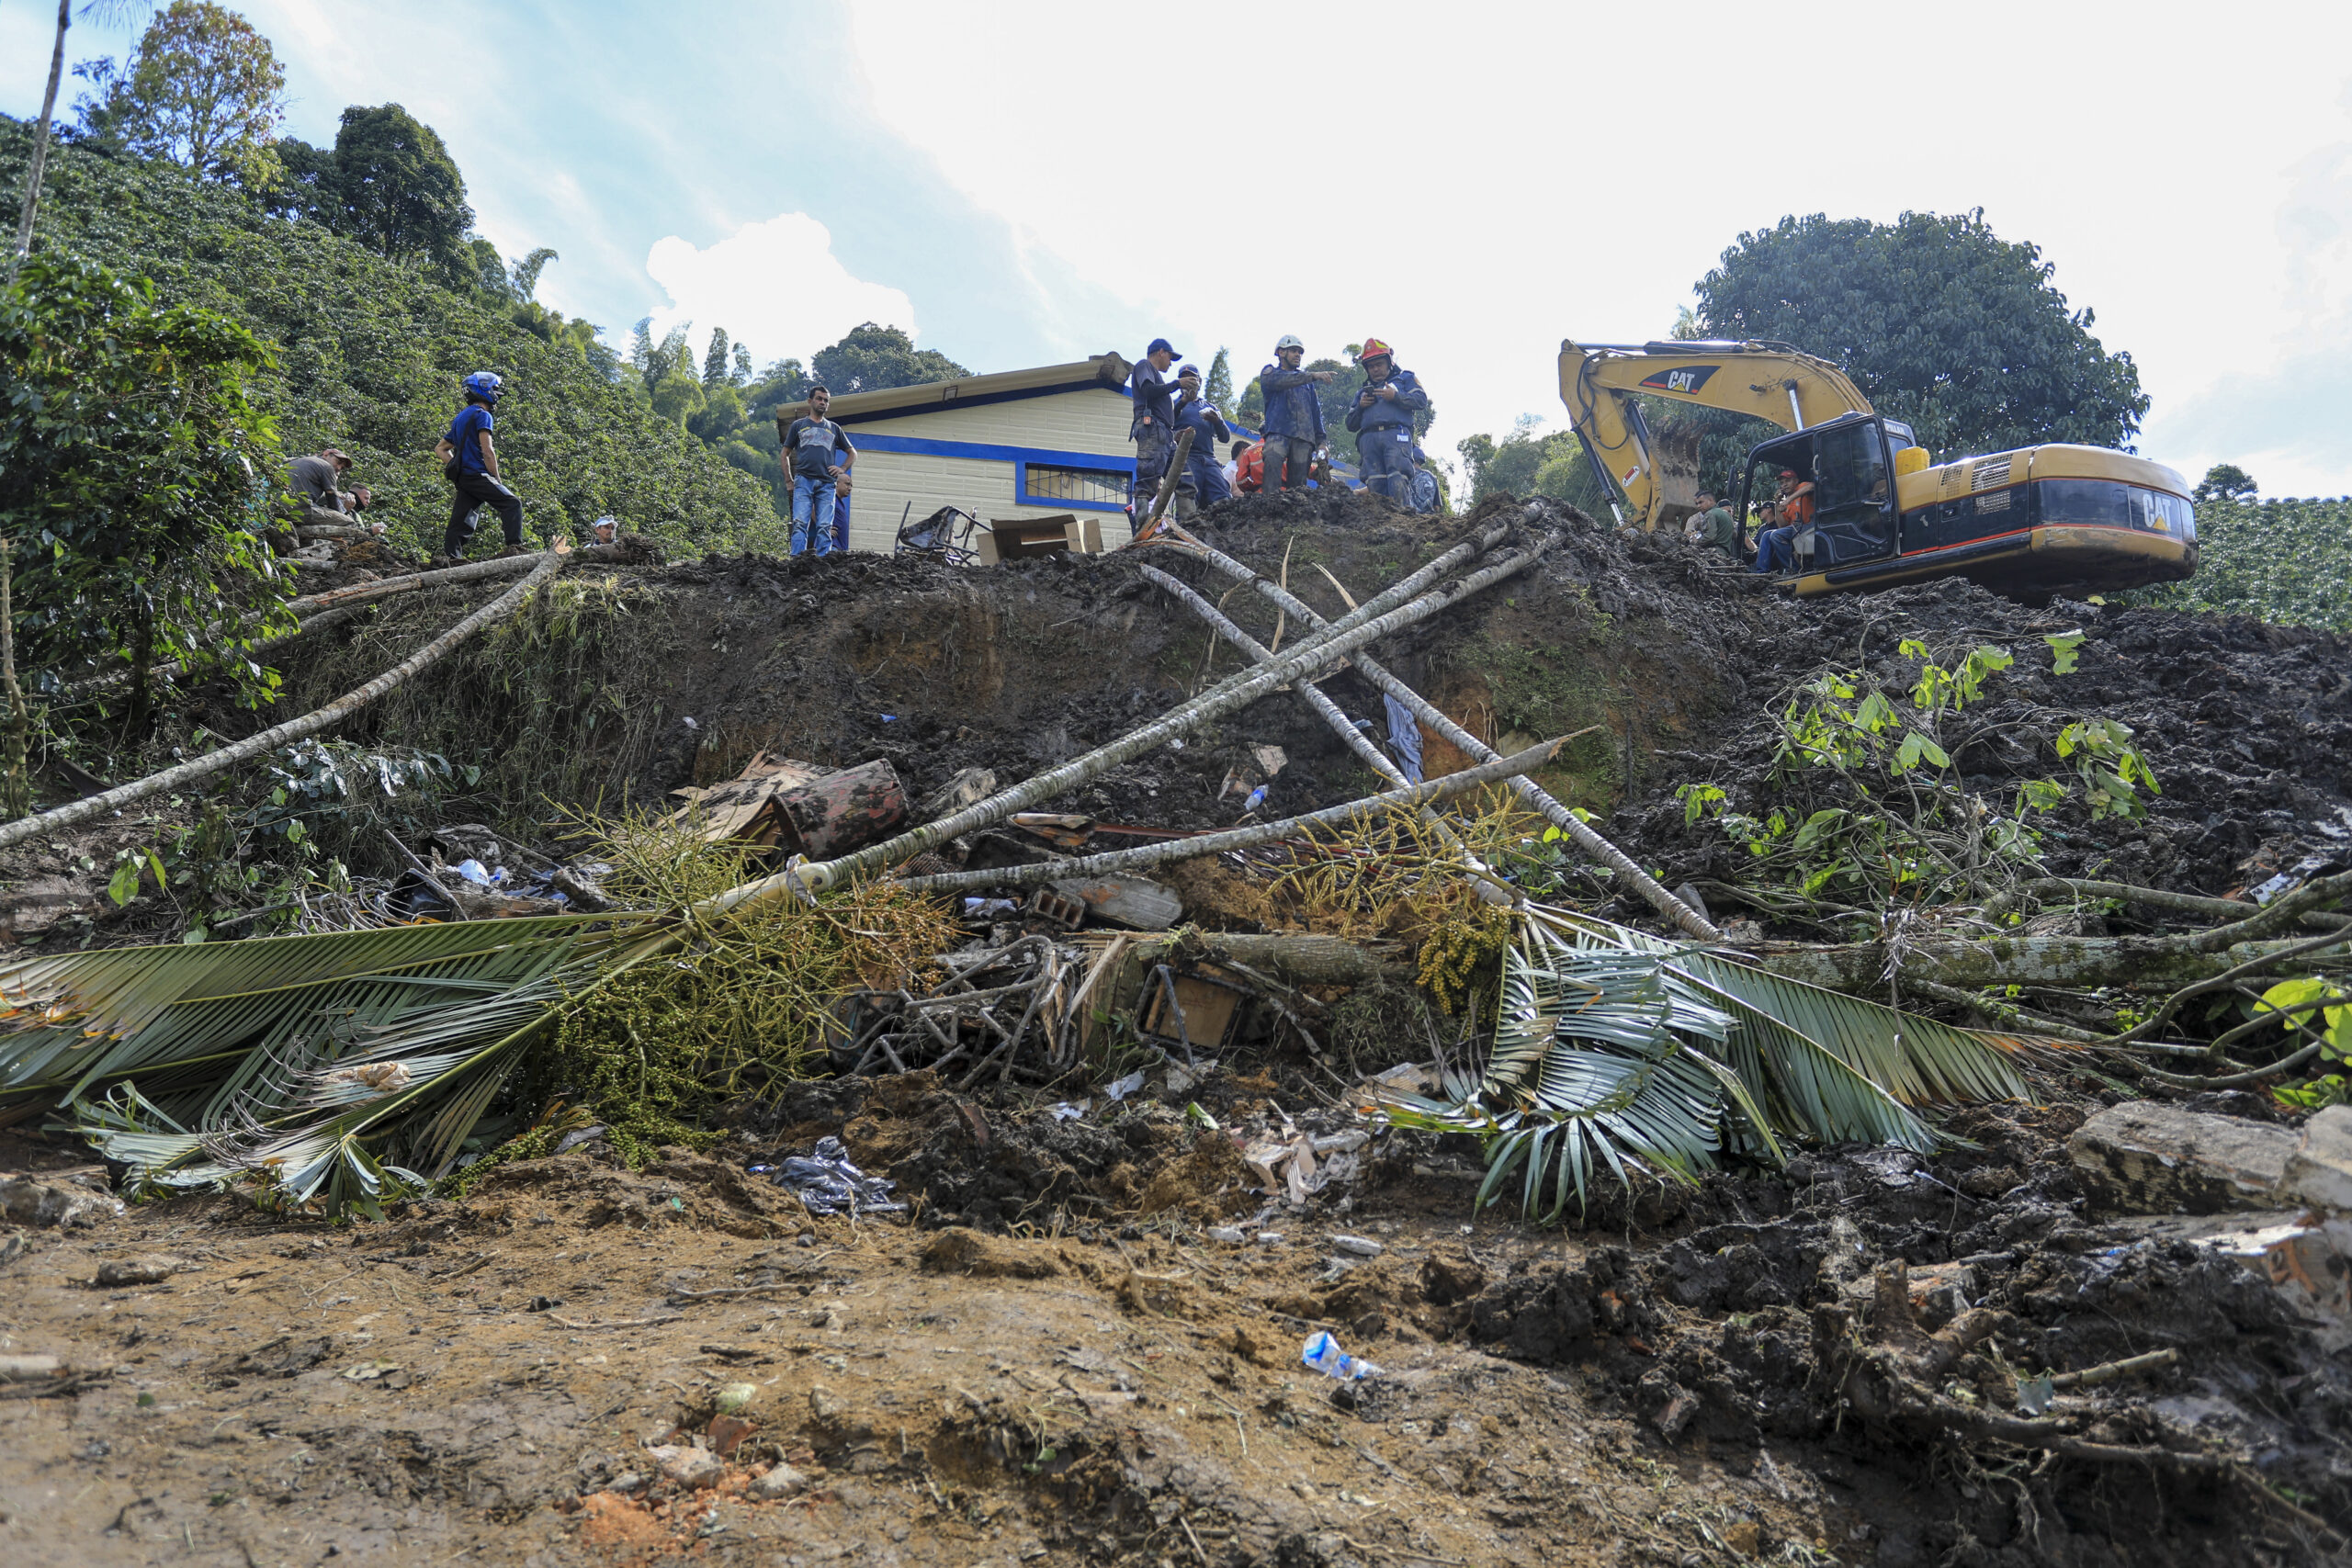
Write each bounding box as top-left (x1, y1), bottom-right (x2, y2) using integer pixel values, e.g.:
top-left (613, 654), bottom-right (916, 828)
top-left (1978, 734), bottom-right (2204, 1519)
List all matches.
top-left (1694, 209), bottom-right (2148, 459)
top-left (72, 1), bottom-right (287, 188)
top-left (1204, 347), bottom-right (1233, 417)
top-left (2122, 496), bottom-right (2352, 633)
top-left (0, 253), bottom-right (289, 728)
top-left (810, 321), bottom-right (967, 394)
top-left (2193, 463), bottom-right (2257, 504)
top-left (267, 103), bottom-right (471, 272)
top-left (1457, 417), bottom-right (1612, 514)
top-left (2, 115), bottom-right (783, 558)
top-left (1682, 639), bottom-right (2156, 921)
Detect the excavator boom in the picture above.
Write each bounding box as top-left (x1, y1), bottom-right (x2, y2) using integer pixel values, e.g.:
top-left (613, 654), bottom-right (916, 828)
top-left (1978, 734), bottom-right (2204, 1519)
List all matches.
top-left (1557, 340), bottom-right (1871, 529)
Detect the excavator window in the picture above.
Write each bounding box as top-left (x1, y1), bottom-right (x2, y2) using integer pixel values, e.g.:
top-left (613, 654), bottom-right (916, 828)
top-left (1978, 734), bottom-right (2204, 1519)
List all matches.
top-left (1736, 417), bottom-right (1898, 572)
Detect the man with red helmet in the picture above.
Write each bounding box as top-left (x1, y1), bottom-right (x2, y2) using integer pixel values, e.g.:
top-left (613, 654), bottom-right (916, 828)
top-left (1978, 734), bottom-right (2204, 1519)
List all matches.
top-left (1344, 337), bottom-right (1430, 505)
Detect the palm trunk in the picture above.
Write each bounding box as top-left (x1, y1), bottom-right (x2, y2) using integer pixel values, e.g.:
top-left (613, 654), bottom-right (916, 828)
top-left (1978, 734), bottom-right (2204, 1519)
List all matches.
top-left (1156, 521), bottom-right (1723, 942)
top-left (0, 539), bottom-right (28, 818)
top-left (891, 737), bottom-right (1566, 897)
top-left (1752, 931), bottom-right (2348, 996)
top-left (8, 0), bottom-right (73, 280)
top-left (0, 547), bottom-right (568, 852)
top-left (719, 525), bottom-right (1550, 908)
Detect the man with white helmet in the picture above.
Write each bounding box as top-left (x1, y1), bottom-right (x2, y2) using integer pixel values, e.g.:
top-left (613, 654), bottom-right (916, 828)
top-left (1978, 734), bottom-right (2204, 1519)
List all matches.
top-left (1256, 335), bottom-right (1334, 495)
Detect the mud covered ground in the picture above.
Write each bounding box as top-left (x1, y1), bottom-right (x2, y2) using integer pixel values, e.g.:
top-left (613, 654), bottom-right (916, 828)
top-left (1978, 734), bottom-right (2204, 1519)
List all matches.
top-left (5, 491), bottom-right (2352, 1565)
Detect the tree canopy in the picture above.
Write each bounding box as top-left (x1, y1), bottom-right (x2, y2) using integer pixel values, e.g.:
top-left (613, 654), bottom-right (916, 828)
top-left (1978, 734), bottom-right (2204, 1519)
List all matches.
top-left (2193, 463), bottom-right (2257, 503)
top-left (810, 322), bottom-right (968, 394)
top-left (73, 0), bottom-right (286, 188)
top-left (269, 102), bottom-right (472, 272)
top-left (1693, 210), bottom-right (2148, 459)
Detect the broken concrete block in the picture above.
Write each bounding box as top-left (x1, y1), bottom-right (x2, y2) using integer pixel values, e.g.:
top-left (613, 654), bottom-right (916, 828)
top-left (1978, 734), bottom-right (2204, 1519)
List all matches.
top-left (2283, 1105), bottom-right (2352, 1213)
top-left (2201, 1213), bottom-right (2352, 1353)
top-left (647, 1444), bottom-right (725, 1489)
top-left (2068, 1102), bottom-right (2296, 1214)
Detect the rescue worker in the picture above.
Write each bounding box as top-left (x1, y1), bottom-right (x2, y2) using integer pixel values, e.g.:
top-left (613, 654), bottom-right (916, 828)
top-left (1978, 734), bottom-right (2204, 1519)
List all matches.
top-left (1687, 488), bottom-right (1743, 562)
top-left (1753, 467), bottom-right (1814, 574)
top-left (1231, 434), bottom-right (1264, 495)
top-left (1256, 335), bottom-right (1334, 494)
top-left (1173, 363), bottom-right (1232, 516)
top-left (1342, 337), bottom-right (1429, 504)
top-left (435, 372), bottom-right (528, 563)
top-left (1128, 337), bottom-right (1186, 513)
top-left (287, 447), bottom-right (370, 518)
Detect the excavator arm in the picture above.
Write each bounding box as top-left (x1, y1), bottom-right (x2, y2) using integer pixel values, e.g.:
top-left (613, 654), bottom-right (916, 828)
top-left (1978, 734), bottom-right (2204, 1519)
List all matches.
top-left (1557, 340), bottom-right (1874, 529)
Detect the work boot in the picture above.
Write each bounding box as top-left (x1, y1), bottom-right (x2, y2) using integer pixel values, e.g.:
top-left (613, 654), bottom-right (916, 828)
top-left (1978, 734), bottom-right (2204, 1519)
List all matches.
top-left (427, 553), bottom-right (457, 570)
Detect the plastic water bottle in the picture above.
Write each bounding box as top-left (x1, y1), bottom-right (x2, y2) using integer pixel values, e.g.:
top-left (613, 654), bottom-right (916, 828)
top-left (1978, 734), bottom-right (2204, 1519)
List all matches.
top-left (1301, 1331), bottom-right (1381, 1382)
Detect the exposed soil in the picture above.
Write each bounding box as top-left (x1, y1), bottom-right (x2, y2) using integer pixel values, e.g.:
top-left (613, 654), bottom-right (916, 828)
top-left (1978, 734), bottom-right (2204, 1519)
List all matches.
top-left (6, 491), bottom-right (2352, 1565)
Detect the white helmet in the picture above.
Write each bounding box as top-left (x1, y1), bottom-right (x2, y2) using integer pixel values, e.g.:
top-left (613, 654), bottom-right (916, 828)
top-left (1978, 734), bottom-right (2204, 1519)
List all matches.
top-left (1274, 334), bottom-right (1305, 352)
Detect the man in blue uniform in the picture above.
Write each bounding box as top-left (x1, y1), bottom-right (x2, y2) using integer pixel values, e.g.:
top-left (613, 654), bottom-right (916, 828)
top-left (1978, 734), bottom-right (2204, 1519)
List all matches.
top-left (1256, 335), bottom-right (1335, 494)
top-left (1128, 337), bottom-right (1185, 513)
top-left (1173, 363), bottom-right (1231, 516)
top-left (1343, 337), bottom-right (1430, 505)
top-left (435, 371), bottom-right (527, 562)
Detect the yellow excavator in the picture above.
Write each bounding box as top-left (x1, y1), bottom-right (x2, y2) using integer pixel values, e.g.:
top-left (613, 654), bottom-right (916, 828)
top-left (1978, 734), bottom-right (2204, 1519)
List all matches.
top-left (1557, 340), bottom-right (2197, 600)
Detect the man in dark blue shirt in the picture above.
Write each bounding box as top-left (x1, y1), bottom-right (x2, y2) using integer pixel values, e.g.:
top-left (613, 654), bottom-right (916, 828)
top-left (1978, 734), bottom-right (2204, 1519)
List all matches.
top-left (1128, 337), bottom-right (1185, 514)
top-left (1257, 336), bottom-right (1335, 495)
top-left (1343, 338), bottom-right (1430, 505)
top-left (1173, 364), bottom-right (1231, 516)
top-left (435, 371), bottom-right (526, 561)
top-left (783, 386), bottom-right (855, 558)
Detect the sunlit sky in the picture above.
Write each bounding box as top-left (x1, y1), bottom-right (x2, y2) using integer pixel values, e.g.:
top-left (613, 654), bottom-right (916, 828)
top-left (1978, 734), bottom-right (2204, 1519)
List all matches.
top-left (6, 1), bottom-right (2348, 495)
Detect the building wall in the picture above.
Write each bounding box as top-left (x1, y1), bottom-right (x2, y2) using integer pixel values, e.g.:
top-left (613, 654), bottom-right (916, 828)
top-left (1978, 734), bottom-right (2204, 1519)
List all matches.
top-left (837, 387), bottom-right (1138, 555)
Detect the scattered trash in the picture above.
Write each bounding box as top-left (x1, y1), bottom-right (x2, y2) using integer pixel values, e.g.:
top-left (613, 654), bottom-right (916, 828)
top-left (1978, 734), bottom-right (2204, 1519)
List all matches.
top-left (1050, 1101), bottom-right (1088, 1122)
top-left (1104, 1069), bottom-right (1148, 1102)
top-left (1256, 1231), bottom-right (1285, 1247)
top-left (1208, 1226), bottom-right (1247, 1244)
top-left (1240, 784), bottom-right (1269, 816)
top-left (1329, 1235), bottom-right (1384, 1258)
top-left (2017, 1374), bottom-right (2055, 1416)
top-left (340, 1359), bottom-right (401, 1382)
top-left (1301, 1331), bottom-right (1381, 1382)
top-left (761, 1136), bottom-right (904, 1216)
top-left (1184, 1101), bottom-right (1220, 1131)
top-left (961, 897), bottom-right (1020, 918)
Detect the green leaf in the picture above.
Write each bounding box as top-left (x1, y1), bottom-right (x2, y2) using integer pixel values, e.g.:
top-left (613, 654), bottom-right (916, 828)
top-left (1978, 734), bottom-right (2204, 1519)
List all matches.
top-left (2044, 629), bottom-right (2086, 675)
top-left (107, 861), bottom-right (141, 907)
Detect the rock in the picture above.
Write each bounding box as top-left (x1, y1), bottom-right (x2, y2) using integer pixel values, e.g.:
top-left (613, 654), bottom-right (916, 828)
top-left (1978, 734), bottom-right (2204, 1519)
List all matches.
top-left (0, 1175), bottom-right (117, 1229)
top-left (707, 1414), bottom-right (754, 1459)
top-left (647, 1444), bottom-right (726, 1490)
top-left (2068, 1102), bottom-right (2296, 1213)
top-left (747, 1463), bottom-right (808, 1501)
top-left (1329, 1235), bottom-right (1383, 1258)
top-left (2283, 1105), bottom-right (2352, 1213)
top-left (95, 1255), bottom-right (186, 1288)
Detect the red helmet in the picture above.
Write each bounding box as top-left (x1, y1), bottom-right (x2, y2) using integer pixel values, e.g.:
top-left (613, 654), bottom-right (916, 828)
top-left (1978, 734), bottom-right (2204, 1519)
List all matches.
top-left (1357, 337), bottom-right (1394, 365)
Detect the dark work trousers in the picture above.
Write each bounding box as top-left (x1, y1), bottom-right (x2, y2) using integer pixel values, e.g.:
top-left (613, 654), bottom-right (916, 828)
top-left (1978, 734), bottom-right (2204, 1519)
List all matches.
top-left (1131, 422), bottom-right (1174, 511)
top-left (447, 472), bottom-right (525, 555)
top-left (1356, 423), bottom-right (1417, 502)
top-left (1261, 434), bottom-right (1314, 492)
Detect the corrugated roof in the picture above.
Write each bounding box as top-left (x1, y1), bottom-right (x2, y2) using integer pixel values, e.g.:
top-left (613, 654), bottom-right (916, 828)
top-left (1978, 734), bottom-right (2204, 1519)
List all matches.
top-left (772, 353), bottom-right (1134, 425)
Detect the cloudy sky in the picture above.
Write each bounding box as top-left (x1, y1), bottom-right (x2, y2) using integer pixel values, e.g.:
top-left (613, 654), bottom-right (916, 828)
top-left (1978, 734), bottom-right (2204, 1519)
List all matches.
top-left (6, 1), bottom-right (2348, 495)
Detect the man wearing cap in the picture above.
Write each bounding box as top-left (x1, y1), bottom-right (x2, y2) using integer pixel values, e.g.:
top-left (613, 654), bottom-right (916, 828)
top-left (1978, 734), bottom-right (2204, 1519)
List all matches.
top-left (1128, 337), bottom-right (1187, 516)
top-left (287, 447), bottom-right (371, 519)
top-left (1173, 363), bottom-right (1232, 516)
top-left (1342, 338), bottom-right (1429, 504)
top-left (1257, 336), bottom-right (1335, 495)
top-left (1687, 488), bottom-right (1743, 562)
top-left (1753, 467), bottom-right (1814, 574)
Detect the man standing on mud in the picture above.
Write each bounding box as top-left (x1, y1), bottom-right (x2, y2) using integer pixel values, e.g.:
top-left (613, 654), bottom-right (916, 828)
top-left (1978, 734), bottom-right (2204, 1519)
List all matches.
top-left (1257, 336), bottom-right (1334, 494)
top-left (1128, 338), bottom-right (1186, 515)
top-left (784, 386), bottom-right (855, 558)
top-left (435, 371), bottom-right (528, 562)
top-left (1174, 363), bottom-right (1232, 516)
top-left (1343, 338), bottom-right (1429, 504)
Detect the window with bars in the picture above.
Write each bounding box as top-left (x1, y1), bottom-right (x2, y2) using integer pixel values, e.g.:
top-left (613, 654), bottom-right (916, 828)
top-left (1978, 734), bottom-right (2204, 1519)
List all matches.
top-left (1023, 463), bottom-right (1128, 507)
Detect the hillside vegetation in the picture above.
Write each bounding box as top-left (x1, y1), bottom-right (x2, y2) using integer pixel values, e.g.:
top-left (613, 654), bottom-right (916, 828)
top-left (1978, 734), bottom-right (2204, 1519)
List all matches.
top-left (1, 117), bottom-right (785, 558)
top-left (2128, 495), bottom-right (2352, 633)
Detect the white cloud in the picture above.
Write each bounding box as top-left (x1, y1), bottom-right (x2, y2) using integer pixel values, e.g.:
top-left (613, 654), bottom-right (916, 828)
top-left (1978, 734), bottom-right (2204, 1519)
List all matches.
top-left (642, 213), bottom-right (916, 372)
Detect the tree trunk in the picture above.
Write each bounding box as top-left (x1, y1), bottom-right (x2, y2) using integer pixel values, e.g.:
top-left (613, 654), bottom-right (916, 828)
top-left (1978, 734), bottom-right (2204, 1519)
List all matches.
top-left (1119, 931), bottom-right (1408, 989)
top-left (1749, 934), bottom-right (2346, 995)
top-left (0, 539), bottom-right (28, 818)
top-left (0, 548), bottom-right (569, 852)
top-left (7, 0), bottom-right (70, 279)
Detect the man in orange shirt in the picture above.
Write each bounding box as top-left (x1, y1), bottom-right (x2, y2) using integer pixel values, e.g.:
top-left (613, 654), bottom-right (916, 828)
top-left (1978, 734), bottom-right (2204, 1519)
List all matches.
top-left (1232, 435), bottom-right (1265, 494)
top-left (1754, 466), bottom-right (1815, 573)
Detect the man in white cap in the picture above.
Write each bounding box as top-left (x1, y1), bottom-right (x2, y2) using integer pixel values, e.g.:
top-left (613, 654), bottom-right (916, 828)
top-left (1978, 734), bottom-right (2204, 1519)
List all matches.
top-left (1256, 336), bottom-right (1334, 494)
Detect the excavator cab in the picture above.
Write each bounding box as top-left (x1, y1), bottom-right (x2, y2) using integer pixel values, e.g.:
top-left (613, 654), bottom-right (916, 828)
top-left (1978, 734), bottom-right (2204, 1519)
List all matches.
top-left (1736, 414), bottom-right (1917, 571)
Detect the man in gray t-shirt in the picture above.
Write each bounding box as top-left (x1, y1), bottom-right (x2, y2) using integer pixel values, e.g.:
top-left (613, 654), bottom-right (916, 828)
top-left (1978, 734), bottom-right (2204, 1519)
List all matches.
top-left (287, 447), bottom-right (369, 517)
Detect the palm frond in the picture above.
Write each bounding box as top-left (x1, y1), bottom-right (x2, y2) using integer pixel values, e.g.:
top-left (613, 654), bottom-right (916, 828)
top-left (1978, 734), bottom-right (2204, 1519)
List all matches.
top-left (3, 913), bottom-right (658, 1213)
top-left (1374, 902), bottom-right (2042, 1221)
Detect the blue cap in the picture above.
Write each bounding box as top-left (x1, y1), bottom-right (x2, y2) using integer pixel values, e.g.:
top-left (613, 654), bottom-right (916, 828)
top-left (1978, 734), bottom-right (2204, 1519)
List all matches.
top-left (1147, 337), bottom-right (1183, 358)
top-left (1177, 363), bottom-right (1201, 379)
